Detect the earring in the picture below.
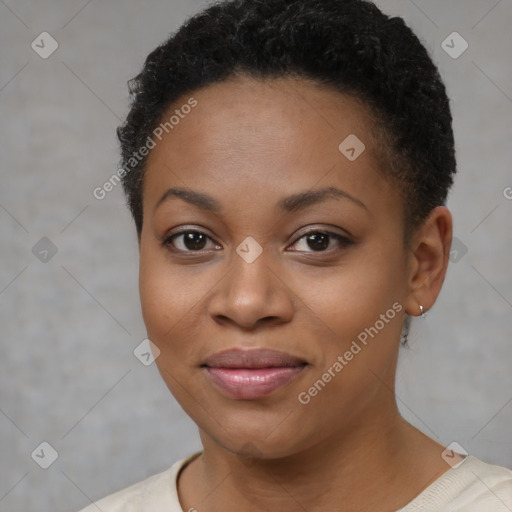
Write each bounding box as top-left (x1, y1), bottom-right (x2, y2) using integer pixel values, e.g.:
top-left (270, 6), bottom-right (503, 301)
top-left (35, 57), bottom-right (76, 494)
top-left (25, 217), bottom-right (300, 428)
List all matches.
top-left (419, 304), bottom-right (426, 318)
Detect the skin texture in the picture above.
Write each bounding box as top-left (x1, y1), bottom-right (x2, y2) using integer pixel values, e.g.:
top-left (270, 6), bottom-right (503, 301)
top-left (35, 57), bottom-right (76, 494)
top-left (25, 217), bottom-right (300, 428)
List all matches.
top-left (138, 75), bottom-right (453, 512)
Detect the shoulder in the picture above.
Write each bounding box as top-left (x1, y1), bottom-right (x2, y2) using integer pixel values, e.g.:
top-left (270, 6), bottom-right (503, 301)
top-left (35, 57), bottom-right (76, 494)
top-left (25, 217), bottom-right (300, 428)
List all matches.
top-left (76, 451), bottom-right (202, 512)
top-left (400, 455), bottom-right (512, 511)
top-left (455, 456), bottom-right (512, 510)
top-left (460, 456), bottom-right (512, 509)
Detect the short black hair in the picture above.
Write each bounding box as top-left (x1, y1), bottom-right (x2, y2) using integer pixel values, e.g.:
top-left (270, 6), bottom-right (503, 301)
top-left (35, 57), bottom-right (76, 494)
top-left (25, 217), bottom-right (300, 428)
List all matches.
top-left (117, 0), bottom-right (456, 242)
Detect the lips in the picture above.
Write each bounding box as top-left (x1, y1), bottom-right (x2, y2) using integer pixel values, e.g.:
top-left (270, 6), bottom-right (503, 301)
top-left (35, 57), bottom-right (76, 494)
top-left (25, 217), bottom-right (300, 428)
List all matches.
top-left (203, 348), bottom-right (306, 369)
top-left (202, 348), bottom-right (307, 399)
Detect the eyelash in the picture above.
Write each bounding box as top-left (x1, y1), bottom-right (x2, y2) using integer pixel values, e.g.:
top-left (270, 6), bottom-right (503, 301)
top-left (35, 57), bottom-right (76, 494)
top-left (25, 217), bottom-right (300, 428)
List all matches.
top-left (162, 228), bottom-right (353, 255)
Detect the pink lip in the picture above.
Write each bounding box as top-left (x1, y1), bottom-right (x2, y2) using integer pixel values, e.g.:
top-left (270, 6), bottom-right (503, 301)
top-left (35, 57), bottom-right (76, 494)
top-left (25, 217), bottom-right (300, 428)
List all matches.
top-left (202, 348), bottom-right (307, 399)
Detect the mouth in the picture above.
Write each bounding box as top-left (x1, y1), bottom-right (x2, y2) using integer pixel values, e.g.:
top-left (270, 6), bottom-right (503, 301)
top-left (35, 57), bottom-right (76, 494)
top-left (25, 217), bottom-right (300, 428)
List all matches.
top-left (202, 348), bottom-right (308, 400)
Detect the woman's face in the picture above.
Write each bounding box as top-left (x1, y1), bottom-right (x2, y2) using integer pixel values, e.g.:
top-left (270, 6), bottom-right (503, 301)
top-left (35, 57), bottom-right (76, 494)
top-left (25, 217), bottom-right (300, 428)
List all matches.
top-left (139, 75), bottom-right (412, 458)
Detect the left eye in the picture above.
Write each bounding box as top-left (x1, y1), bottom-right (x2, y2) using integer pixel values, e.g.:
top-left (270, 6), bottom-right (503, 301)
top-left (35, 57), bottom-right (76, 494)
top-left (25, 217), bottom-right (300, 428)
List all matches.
top-left (289, 231), bottom-right (351, 252)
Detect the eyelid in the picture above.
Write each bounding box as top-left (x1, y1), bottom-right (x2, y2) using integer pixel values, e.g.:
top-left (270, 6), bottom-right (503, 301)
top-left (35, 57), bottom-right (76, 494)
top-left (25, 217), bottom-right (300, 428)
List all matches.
top-left (290, 224), bottom-right (353, 243)
top-left (164, 224), bottom-right (215, 239)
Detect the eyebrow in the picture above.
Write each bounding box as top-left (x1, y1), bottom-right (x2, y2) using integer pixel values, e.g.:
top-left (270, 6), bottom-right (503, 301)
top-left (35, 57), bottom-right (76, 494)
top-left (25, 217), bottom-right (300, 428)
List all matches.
top-left (154, 186), bottom-right (368, 214)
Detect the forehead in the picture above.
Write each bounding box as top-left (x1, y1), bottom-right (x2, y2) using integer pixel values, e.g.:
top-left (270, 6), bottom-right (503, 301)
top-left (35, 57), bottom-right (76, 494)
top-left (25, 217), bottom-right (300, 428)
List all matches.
top-left (142, 75), bottom-right (396, 222)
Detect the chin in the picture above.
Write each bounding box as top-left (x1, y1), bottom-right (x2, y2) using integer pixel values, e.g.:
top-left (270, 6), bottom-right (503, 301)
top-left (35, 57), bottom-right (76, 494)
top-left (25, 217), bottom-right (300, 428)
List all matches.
top-left (198, 411), bottom-right (318, 461)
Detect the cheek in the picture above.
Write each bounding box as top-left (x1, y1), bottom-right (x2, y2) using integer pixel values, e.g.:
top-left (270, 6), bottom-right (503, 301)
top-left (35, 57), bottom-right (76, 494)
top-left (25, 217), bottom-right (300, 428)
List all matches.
top-left (139, 244), bottom-right (191, 346)
top-left (138, 256), bottom-right (202, 403)
top-left (138, 244), bottom-right (221, 367)
top-left (287, 253), bottom-right (405, 424)
top-left (139, 261), bottom-right (173, 336)
top-left (288, 249), bottom-right (404, 338)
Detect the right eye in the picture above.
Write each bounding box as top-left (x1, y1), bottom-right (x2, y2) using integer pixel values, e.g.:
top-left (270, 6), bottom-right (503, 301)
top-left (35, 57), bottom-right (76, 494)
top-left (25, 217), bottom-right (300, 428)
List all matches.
top-left (163, 230), bottom-right (222, 253)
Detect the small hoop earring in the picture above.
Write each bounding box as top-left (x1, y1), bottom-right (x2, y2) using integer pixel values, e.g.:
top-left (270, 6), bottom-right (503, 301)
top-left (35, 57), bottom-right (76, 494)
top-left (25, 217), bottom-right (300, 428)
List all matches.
top-left (419, 304), bottom-right (426, 318)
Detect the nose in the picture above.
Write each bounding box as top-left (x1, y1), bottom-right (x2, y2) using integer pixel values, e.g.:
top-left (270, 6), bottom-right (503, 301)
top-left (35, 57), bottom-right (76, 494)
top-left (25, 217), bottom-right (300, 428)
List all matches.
top-left (207, 245), bottom-right (294, 331)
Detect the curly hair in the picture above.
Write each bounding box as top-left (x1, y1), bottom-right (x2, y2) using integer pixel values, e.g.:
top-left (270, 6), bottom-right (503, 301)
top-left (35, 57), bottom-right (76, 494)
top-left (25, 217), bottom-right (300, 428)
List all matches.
top-left (117, 0), bottom-right (456, 244)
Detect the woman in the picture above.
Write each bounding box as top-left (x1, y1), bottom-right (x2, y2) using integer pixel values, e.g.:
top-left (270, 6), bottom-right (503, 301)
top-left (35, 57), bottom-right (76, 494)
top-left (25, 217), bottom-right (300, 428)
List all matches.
top-left (79, 0), bottom-right (512, 510)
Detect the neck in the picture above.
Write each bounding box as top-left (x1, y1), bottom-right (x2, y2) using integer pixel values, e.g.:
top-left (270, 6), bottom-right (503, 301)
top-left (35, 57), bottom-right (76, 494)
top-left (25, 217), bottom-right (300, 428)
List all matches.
top-left (179, 409), bottom-right (448, 512)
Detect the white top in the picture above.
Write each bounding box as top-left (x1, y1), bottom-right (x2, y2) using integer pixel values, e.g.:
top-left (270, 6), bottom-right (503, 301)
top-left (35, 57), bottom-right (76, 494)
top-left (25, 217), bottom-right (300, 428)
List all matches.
top-left (78, 452), bottom-right (512, 511)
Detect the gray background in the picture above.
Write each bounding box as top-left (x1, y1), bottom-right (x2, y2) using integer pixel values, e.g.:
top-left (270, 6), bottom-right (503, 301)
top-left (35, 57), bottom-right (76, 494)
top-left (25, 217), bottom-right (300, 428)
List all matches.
top-left (0, 1), bottom-right (511, 511)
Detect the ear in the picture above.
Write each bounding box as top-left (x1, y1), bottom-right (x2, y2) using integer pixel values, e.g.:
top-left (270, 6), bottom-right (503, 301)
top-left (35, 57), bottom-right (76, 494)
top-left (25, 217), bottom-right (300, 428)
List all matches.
top-left (404, 206), bottom-right (453, 317)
